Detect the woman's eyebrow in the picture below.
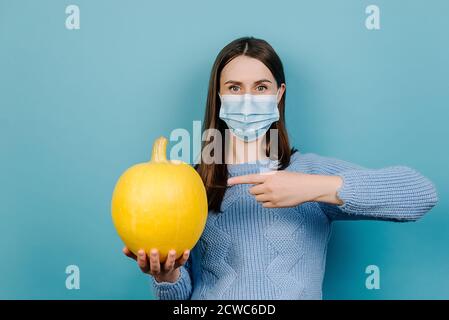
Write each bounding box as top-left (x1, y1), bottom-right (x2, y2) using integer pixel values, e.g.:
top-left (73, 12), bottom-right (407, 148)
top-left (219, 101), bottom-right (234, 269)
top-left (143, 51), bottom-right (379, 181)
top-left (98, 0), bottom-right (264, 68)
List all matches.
top-left (224, 79), bottom-right (273, 85)
top-left (254, 79), bottom-right (272, 85)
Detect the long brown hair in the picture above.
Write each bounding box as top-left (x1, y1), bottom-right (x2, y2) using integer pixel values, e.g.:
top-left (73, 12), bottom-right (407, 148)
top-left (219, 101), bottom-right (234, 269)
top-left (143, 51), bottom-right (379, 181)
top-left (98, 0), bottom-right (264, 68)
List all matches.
top-left (195, 36), bottom-right (297, 213)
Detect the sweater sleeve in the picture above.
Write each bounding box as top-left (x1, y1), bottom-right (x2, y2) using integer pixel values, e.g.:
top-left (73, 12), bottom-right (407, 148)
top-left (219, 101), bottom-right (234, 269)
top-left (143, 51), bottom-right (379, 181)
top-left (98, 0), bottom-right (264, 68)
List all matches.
top-left (298, 153), bottom-right (439, 222)
top-left (150, 253), bottom-right (193, 300)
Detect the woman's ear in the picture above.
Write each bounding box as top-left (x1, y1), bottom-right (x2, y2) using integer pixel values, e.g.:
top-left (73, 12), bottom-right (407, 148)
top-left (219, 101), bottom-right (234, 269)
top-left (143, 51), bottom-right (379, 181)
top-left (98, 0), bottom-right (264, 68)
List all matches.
top-left (277, 83), bottom-right (286, 103)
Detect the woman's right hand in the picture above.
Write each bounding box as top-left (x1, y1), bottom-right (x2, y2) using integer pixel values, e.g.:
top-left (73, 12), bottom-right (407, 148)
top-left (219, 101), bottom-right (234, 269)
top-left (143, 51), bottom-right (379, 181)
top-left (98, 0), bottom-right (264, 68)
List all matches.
top-left (123, 246), bottom-right (190, 283)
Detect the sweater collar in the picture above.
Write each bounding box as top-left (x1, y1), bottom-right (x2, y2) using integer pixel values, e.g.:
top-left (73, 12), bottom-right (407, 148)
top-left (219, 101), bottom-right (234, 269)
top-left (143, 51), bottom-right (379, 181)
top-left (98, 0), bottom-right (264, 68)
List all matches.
top-left (227, 158), bottom-right (281, 177)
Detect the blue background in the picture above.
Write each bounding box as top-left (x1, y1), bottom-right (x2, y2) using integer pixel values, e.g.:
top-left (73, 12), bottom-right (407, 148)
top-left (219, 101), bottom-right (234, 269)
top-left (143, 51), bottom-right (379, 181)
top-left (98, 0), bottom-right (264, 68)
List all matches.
top-left (1, 0), bottom-right (448, 299)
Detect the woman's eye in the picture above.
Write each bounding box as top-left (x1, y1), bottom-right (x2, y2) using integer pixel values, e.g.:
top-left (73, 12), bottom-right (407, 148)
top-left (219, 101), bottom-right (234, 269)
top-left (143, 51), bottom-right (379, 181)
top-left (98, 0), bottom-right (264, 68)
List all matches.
top-left (229, 85), bottom-right (240, 93)
top-left (256, 85), bottom-right (267, 92)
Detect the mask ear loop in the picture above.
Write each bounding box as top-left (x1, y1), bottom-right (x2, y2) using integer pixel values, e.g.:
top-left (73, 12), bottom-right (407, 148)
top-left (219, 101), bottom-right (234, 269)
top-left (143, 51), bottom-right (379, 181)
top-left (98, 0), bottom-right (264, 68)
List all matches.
top-left (275, 87), bottom-right (282, 103)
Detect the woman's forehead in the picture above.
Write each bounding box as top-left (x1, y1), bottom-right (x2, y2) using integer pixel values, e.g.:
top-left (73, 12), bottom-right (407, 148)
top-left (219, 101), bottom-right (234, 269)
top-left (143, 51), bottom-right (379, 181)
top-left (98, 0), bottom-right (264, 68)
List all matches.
top-left (220, 56), bottom-right (274, 83)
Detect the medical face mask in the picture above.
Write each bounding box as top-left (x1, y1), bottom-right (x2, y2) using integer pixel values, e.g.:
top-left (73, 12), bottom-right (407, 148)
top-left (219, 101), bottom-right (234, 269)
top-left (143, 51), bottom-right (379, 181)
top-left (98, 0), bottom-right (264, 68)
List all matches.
top-left (218, 89), bottom-right (280, 142)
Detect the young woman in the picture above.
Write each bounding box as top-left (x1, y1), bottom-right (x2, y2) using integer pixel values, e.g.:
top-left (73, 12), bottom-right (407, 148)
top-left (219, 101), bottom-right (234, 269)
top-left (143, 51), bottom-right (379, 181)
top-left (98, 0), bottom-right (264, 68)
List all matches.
top-left (123, 37), bottom-right (438, 299)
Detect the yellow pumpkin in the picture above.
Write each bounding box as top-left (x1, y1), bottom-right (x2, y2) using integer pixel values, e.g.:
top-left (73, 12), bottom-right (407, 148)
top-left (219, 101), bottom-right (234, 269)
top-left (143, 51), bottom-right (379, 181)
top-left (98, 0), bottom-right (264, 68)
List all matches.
top-left (111, 136), bottom-right (208, 263)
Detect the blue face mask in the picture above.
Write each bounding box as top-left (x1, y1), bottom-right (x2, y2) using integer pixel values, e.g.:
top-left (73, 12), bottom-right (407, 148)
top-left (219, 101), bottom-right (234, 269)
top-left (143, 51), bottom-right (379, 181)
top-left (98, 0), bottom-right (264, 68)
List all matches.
top-left (218, 89), bottom-right (280, 142)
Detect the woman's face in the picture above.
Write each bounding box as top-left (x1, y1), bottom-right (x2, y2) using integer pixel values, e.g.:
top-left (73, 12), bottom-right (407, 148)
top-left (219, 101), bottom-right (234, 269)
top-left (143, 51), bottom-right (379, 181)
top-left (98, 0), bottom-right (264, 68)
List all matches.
top-left (219, 55), bottom-right (285, 103)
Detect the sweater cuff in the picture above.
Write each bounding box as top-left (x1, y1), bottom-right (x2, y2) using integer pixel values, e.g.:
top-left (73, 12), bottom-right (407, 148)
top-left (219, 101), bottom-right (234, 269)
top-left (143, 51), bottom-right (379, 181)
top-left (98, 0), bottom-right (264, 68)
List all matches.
top-left (335, 170), bottom-right (359, 213)
top-left (151, 265), bottom-right (192, 300)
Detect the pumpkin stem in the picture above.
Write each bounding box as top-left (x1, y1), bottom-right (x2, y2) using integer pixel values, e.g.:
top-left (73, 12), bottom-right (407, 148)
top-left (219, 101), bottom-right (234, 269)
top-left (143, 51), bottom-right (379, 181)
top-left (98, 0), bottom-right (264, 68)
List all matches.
top-left (151, 136), bottom-right (168, 163)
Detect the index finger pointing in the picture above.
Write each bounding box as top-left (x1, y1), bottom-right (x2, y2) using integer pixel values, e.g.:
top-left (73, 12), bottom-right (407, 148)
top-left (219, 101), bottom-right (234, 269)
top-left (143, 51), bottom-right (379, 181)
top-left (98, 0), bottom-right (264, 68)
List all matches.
top-left (227, 173), bottom-right (268, 186)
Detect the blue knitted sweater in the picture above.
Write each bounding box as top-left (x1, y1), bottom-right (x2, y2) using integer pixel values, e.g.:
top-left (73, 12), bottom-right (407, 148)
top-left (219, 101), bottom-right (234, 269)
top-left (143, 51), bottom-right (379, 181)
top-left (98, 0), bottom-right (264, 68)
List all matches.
top-left (150, 151), bottom-right (438, 300)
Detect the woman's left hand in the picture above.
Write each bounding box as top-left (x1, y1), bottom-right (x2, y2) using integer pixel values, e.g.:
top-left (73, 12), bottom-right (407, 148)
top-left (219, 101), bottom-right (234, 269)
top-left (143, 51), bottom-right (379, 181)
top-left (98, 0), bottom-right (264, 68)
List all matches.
top-left (227, 171), bottom-right (344, 208)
